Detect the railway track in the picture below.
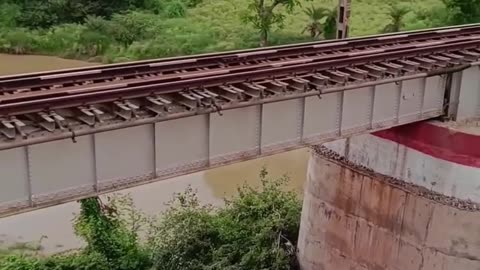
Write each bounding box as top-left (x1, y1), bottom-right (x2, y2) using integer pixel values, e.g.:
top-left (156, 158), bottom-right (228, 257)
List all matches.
top-left (1, 24), bottom-right (480, 141)
top-left (3, 34), bottom-right (479, 105)
top-left (1, 23), bottom-right (480, 94)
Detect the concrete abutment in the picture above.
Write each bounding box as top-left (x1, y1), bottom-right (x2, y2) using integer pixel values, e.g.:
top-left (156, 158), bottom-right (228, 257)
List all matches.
top-left (297, 121), bottom-right (480, 270)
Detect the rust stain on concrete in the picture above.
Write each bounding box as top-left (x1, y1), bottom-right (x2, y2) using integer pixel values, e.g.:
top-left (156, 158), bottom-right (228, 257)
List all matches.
top-left (297, 149), bottom-right (480, 270)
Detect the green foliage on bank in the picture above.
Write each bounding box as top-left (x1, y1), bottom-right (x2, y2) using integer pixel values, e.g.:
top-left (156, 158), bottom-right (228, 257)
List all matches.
top-left (0, 0), bottom-right (479, 63)
top-left (0, 169), bottom-right (303, 270)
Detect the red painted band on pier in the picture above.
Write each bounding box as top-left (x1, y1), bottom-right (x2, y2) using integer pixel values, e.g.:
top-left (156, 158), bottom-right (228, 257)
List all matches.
top-left (373, 122), bottom-right (480, 168)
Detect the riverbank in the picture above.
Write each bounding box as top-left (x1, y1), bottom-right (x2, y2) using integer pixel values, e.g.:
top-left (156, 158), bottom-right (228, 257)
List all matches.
top-left (0, 54), bottom-right (98, 75)
top-left (0, 0), bottom-right (449, 64)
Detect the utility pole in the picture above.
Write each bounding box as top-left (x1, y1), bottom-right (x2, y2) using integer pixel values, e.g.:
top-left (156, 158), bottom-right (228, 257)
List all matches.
top-left (336, 0), bottom-right (351, 39)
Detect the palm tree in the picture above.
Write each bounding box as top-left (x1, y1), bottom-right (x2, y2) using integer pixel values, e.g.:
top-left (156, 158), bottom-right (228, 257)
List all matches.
top-left (302, 5), bottom-right (337, 40)
top-left (303, 5), bottom-right (325, 38)
top-left (322, 6), bottom-right (338, 40)
top-left (382, 5), bottom-right (410, 33)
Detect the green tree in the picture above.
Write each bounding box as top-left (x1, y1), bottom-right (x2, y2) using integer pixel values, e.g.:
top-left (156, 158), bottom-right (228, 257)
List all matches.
top-left (73, 196), bottom-right (151, 270)
top-left (13, 0), bottom-right (149, 28)
top-left (322, 6), bottom-right (337, 40)
top-left (0, 2), bottom-right (20, 28)
top-left (302, 5), bottom-right (336, 39)
top-left (382, 4), bottom-right (410, 33)
top-left (15, 1), bottom-right (59, 29)
top-left (244, 0), bottom-right (309, 47)
top-left (302, 5), bottom-right (324, 38)
top-left (442, 0), bottom-right (480, 24)
top-left (149, 169), bottom-right (302, 270)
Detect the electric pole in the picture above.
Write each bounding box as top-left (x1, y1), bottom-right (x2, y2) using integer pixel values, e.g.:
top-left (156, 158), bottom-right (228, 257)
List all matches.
top-left (337, 0), bottom-right (351, 39)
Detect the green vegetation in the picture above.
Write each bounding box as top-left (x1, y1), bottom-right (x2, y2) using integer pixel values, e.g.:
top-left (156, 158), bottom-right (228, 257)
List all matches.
top-left (302, 5), bottom-right (337, 39)
top-left (0, 169), bottom-right (303, 270)
top-left (442, 0), bottom-right (480, 24)
top-left (243, 0), bottom-right (308, 46)
top-left (0, 0), bottom-right (479, 63)
top-left (382, 4), bottom-right (410, 33)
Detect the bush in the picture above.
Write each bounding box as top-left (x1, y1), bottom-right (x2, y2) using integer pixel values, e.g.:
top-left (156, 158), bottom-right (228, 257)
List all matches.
top-left (108, 12), bottom-right (161, 47)
top-left (0, 169), bottom-right (302, 270)
top-left (73, 197), bottom-right (151, 270)
top-left (149, 168), bottom-right (302, 270)
top-left (0, 28), bottom-right (39, 54)
top-left (36, 24), bottom-right (86, 56)
top-left (0, 252), bottom-right (110, 270)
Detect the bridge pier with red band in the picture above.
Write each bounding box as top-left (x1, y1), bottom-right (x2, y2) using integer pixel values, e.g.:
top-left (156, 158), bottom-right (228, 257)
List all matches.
top-left (297, 121), bottom-right (480, 270)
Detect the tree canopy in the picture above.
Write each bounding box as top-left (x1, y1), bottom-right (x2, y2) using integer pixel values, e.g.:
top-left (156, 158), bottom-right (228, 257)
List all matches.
top-left (244, 0), bottom-right (310, 46)
top-left (443, 0), bottom-right (480, 24)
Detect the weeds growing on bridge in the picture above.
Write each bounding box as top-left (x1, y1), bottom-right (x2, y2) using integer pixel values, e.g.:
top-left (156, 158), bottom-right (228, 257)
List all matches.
top-left (0, 169), bottom-right (303, 270)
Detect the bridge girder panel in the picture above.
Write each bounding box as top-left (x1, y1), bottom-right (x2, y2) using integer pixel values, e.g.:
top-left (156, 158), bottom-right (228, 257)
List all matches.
top-left (261, 99), bottom-right (303, 154)
top-left (399, 78), bottom-right (426, 124)
top-left (372, 83), bottom-right (401, 129)
top-left (29, 136), bottom-right (95, 204)
top-left (424, 76), bottom-right (446, 118)
top-left (94, 125), bottom-right (155, 190)
top-left (0, 74), bottom-right (450, 217)
top-left (342, 87), bottom-right (375, 136)
top-left (455, 66), bottom-right (480, 121)
top-left (303, 92), bottom-right (343, 144)
top-left (155, 115), bottom-right (209, 177)
top-left (0, 148), bottom-right (29, 212)
top-left (209, 106), bottom-right (261, 166)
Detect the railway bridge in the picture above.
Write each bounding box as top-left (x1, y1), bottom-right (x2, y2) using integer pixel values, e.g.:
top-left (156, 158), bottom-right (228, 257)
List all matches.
top-left (1, 24), bottom-right (480, 218)
top-left (2, 23), bottom-right (480, 270)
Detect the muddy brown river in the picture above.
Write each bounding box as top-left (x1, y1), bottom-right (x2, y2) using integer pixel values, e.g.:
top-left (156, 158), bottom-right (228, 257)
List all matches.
top-left (0, 54), bottom-right (309, 254)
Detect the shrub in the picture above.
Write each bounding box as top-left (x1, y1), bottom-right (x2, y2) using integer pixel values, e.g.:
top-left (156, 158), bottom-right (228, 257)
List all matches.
top-left (0, 252), bottom-right (110, 270)
top-left (0, 28), bottom-right (39, 54)
top-left (73, 197), bottom-right (151, 270)
top-left (0, 169), bottom-right (301, 270)
top-left (149, 168), bottom-right (302, 270)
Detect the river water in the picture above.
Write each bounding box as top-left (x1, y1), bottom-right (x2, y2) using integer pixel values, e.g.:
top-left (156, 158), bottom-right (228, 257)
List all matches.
top-left (0, 54), bottom-right (309, 254)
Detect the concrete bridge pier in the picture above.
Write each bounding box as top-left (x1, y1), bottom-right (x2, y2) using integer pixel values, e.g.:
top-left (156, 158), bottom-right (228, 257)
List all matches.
top-left (297, 121), bottom-right (480, 270)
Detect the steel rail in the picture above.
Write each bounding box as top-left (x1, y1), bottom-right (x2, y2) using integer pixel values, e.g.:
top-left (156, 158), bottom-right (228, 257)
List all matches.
top-left (0, 38), bottom-right (478, 115)
top-left (1, 23), bottom-right (480, 92)
top-left (0, 64), bottom-right (474, 151)
top-left (3, 34), bottom-right (478, 105)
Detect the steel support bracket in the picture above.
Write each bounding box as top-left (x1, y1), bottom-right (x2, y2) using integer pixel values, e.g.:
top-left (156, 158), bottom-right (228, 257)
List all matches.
top-left (77, 106), bottom-right (104, 126)
top-left (0, 117), bottom-right (26, 139)
top-left (114, 101), bottom-right (138, 120)
top-left (37, 111), bottom-right (66, 132)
